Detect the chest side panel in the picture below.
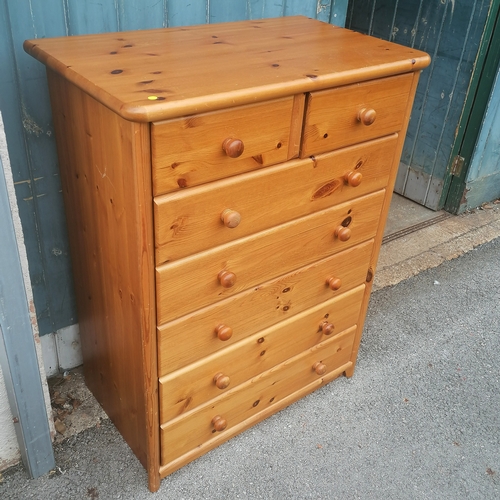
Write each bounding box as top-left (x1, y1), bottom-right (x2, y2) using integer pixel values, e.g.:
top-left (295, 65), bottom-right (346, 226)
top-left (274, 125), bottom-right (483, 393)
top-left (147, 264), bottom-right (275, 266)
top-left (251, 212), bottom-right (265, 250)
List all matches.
top-left (46, 69), bottom-right (159, 485)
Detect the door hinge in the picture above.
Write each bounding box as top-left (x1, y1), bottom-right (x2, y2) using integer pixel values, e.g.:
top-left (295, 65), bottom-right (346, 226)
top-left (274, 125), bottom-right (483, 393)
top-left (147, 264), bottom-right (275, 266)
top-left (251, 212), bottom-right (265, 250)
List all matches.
top-left (451, 155), bottom-right (465, 177)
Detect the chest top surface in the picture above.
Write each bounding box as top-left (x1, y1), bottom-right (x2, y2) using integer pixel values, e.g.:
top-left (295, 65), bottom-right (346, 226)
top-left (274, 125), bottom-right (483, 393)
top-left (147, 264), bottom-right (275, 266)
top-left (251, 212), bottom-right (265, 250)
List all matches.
top-left (24, 16), bottom-right (430, 122)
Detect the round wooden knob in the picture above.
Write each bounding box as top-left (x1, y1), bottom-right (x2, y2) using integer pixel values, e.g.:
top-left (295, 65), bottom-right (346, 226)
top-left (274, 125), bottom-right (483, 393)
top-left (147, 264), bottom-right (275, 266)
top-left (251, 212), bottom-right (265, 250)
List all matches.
top-left (221, 209), bottom-right (241, 228)
top-left (222, 138), bottom-right (244, 158)
top-left (334, 226), bottom-right (351, 242)
top-left (326, 277), bottom-right (342, 291)
top-left (218, 270), bottom-right (236, 288)
top-left (313, 361), bottom-right (327, 375)
top-left (319, 321), bottom-right (335, 335)
top-left (215, 324), bottom-right (233, 341)
top-left (357, 108), bottom-right (376, 126)
top-left (212, 415), bottom-right (227, 432)
top-left (344, 171), bottom-right (363, 187)
top-left (213, 372), bottom-right (230, 390)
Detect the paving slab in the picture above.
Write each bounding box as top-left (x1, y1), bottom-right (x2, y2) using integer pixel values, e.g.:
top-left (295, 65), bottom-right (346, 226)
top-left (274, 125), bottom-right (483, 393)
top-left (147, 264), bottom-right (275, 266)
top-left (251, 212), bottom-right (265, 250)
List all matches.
top-left (374, 204), bottom-right (500, 291)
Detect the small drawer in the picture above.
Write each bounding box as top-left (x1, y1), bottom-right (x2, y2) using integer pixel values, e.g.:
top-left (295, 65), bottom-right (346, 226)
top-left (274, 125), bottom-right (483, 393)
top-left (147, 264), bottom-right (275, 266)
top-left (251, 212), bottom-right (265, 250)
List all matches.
top-left (156, 190), bottom-right (384, 324)
top-left (154, 134), bottom-right (397, 264)
top-left (159, 285), bottom-right (364, 422)
top-left (158, 240), bottom-right (373, 376)
top-left (160, 326), bottom-right (356, 466)
top-left (151, 95), bottom-right (304, 196)
top-left (301, 73), bottom-right (413, 157)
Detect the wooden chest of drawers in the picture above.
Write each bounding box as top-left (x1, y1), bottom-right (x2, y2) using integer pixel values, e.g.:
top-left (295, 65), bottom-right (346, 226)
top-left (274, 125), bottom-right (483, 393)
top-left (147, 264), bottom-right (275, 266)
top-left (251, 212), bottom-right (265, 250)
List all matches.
top-left (24, 17), bottom-right (430, 491)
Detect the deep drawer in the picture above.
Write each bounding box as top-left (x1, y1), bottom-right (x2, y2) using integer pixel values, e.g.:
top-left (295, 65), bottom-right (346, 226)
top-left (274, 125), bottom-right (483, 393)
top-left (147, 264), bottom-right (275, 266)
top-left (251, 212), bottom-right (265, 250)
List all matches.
top-left (301, 73), bottom-right (413, 156)
top-left (154, 134), bottom-right (397, 264)
top-left (151, 96), bottom-right (303, 195)
top-left (159, 285), bottom-right (364, 422)
top-left (155, 190), bottom-right (385, 324)
top-left (157, 240), bottom-right (373, 375)
top-left (160, 326), bottom-right (356, 466)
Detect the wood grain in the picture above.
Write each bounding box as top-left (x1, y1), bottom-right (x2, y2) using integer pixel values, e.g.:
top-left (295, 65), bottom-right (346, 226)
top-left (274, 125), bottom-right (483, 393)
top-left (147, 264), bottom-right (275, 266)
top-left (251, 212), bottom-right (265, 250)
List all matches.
top-left (345, 71), bottom-right (424, 379)
top-left (301, 73), bottom-right (414, 156)
top-left (25, 16), bottom-right (431, 490)
top-left (152, 97), bottom-right (296, 194)
top-left (46, 70), bottom-right (160, 490)
top-left (159, 285), bottom-right (364, 422)
top-left (156, 190), bottom-right (385, 323)
top-left (157, 240), bottom-right (373, 375)
top-left (160, 326), bottom-right (356, 465)
top-left (154, 135), bottom-right (397, 262)
top-left (159, 358), bottom-right (352, 478)
top-left (24, 17), bottom-right (430, 122)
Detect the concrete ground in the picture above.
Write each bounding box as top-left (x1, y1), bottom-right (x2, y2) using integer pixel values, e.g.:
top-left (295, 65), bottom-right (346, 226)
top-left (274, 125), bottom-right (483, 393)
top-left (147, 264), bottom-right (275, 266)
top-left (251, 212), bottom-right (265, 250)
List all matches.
top-left (1, 203), bottom-right (499, 499)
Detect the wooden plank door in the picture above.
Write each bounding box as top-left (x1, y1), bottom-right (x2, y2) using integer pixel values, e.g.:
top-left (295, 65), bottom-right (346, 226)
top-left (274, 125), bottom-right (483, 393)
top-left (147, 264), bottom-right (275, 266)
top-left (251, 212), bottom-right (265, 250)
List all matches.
top-left (444, 1), bottom-right (500, 213)
top-left (346, 0), bottom-right (493, 210)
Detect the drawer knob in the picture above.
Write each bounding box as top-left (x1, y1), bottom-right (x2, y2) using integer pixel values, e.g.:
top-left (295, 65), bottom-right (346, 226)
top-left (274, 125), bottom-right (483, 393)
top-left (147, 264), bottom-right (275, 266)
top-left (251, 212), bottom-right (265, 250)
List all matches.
top-left (334, 226), bottom-right (351, 242)
top-left (215, 324), bottom-right (233, 341)
top-left (212, 415), bottom-right (227, 432)
top-left (326, 277), bottom-right (342, 291)
top-left (221, 209), bottom-right (241, 228)
top-left (222, 138), bottom-right (245, 158)
top-left (213, 372), bottom-right (231, 390)
top-left (357, 108), bottom-right (377, 126)
top-left (313, 361), bottom-right (327, 375)
top-left (344, 171), bottom-right (363, 187)
top-left (319, 321), bottom-right (335, 336)
top-left (218, 270), bottom-right (236, 288)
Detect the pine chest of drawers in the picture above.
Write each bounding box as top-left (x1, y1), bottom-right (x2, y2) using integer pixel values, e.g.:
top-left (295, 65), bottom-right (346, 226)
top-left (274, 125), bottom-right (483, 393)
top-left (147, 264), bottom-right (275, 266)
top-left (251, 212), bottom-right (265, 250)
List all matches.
top-left (25, 17), bottom-right (430, 491)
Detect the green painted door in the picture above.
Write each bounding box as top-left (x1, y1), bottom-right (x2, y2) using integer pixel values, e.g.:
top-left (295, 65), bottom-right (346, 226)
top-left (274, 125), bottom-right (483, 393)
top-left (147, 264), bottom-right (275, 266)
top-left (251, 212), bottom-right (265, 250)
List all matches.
top-left (444, 1), bottom-right (500, 213)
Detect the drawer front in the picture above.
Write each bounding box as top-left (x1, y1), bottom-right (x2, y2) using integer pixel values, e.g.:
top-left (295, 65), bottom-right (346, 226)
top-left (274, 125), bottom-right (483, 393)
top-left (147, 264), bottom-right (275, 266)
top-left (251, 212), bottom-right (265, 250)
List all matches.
top-left (154, 135), bottom-right (397, 264)
top-left (301, 73), bottom-right (413, 157)
top-left (160, 326), bottom-right (355, 466)
top-left (151, 96), bottom-right (303, 196)
top-left (159, 285), bottom-right (364, 422)
top-left (156, 190), bottom-right (384, 324)
top-left (158, 240), bottom-right (373, 375)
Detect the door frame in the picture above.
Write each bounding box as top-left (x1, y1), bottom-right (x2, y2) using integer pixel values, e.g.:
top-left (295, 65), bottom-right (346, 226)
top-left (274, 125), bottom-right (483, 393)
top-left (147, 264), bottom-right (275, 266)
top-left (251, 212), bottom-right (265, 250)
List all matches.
top-left (441, 0), bottom-right (500, 213)
top-left (0, 119), bottom-right (55, 478)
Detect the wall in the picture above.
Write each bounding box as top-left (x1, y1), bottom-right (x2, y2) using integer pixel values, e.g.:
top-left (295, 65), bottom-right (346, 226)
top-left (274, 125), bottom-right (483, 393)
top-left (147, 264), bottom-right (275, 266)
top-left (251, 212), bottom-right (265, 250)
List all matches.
top-left (464, 62), bottom-right (500, 209)
top-left (0, 1), bottom-right (348, 376)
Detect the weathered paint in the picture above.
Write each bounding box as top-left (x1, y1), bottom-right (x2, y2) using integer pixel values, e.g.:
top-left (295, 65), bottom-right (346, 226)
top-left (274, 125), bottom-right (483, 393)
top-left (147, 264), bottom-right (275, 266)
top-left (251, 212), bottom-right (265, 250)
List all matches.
top-left (469, 69), bottom-right (500, 181)
top-left (443, 1), bottom-right (500, 213)
top-left (0, 114), bottom-right (55, 477)
top-left (347, 0), bottom-right (491, 210)
top-left (0, 361), bottom-right (19, 471)
top-left (464, 66), bottom-right (500, 208)
top-left (0, 1), bottom-right (347, 337)
top-left (1, 0), bottom-right (77, 336)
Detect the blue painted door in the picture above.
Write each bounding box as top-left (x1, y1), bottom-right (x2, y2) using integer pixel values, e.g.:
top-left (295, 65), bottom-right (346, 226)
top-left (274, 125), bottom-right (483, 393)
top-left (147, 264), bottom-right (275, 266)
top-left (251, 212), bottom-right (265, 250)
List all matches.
top-left (347, 0), bottom-right (493, 210)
